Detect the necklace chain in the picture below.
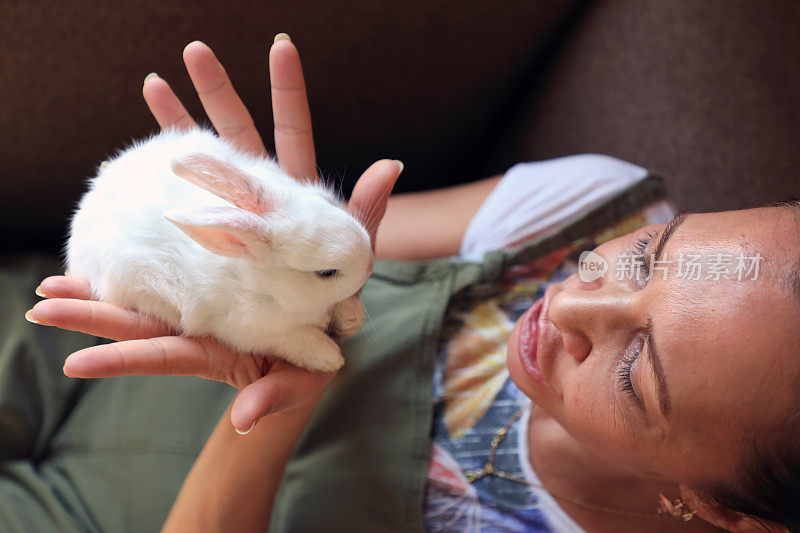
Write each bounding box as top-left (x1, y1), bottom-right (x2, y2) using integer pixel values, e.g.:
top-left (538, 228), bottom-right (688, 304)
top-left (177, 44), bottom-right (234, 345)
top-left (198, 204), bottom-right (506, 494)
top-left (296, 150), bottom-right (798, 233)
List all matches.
top-left (463, 408), bottom-right (665, 519)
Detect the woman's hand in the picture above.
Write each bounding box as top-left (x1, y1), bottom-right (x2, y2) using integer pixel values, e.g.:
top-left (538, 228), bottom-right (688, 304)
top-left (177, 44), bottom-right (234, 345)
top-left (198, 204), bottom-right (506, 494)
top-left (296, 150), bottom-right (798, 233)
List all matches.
top-left (31, 275), bottom-right (331, 432)
top-left (26, 37), bottom-right (400, 434)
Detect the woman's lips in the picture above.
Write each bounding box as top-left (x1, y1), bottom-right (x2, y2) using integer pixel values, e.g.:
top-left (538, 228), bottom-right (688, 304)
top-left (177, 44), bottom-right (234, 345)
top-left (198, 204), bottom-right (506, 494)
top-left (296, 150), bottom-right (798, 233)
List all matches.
top-left (516, 285), bottom-right (559, 386)
top-left (518, 297), bottom-right (545, 384)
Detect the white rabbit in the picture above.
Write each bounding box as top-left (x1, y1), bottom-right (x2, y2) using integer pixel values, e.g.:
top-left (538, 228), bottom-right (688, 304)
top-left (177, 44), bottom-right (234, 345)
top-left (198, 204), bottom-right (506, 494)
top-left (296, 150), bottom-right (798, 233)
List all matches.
top-left (66, 127), bottom-right (372, 372)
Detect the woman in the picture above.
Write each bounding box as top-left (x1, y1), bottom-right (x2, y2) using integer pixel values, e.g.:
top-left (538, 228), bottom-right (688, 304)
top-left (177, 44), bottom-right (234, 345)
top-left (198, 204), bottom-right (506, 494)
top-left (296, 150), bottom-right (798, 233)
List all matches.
top-left (24, 37), bottom-right (798, 532)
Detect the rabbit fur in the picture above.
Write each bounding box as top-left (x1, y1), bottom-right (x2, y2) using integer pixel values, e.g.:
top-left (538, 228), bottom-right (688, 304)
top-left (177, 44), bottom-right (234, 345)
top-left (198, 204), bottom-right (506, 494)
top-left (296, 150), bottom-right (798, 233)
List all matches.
top-left (66, 127), bottom-right (372, 372)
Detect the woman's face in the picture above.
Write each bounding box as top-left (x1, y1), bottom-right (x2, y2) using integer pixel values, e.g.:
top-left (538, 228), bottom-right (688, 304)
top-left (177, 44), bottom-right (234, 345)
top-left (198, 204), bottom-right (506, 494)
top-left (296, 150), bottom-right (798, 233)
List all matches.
top-left (507, 206), bottom-right (800, 490)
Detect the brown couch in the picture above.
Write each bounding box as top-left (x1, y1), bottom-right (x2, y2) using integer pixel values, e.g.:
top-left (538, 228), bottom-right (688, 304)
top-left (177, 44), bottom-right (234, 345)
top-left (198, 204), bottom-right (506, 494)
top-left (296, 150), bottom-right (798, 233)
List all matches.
top-left (2, 0), bottom-right (799, 254)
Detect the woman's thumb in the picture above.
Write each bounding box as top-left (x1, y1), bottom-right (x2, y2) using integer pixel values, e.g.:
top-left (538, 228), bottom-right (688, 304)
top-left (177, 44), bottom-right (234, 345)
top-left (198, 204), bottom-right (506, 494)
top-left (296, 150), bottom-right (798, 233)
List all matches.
top-left (230, 366), bottom-right (333, 434)
top-left (349, 159), bottom-right (402, 250)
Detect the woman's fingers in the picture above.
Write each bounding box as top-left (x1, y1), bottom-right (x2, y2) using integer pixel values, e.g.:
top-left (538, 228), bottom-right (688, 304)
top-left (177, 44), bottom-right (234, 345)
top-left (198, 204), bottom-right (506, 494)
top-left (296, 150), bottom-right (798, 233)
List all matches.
top-left (145, 38), bottom-right (316, 178)
top-left (269, 35), bottom-right (317, 181)
top-left (143, 73), bottom-right (197, 131)
top-left (63, 335), bottom-right (226, 381)
top-left (182, 41), bottom-right (266, 156)
top-left (36, 275), bottom-right (94, 300)
top-left (27, 298), bottom-right (172, 341)
top-left (348, 159), bottom-right (403, 250)
top-left (230, 360), bottom-right (335, 433)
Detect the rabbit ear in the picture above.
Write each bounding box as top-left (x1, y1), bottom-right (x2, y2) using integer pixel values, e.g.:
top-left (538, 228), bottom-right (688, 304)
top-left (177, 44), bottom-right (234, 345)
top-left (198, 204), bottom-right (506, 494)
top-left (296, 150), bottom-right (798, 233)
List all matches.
top-left (171, 153), bottom-right (271, 214)
top-left (163, 206), bottom-right (270, 259)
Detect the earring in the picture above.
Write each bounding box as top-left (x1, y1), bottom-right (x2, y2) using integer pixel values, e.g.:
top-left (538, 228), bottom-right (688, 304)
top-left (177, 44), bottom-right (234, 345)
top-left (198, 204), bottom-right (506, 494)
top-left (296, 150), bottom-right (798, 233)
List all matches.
top-left (657, 493), bottom-right (697, 521)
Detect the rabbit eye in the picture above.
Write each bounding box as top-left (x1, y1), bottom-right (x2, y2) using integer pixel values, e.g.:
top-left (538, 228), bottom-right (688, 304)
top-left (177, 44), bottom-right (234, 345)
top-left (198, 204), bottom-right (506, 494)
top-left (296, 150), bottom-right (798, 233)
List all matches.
top-left (315, 269), bottom-right (338, 279)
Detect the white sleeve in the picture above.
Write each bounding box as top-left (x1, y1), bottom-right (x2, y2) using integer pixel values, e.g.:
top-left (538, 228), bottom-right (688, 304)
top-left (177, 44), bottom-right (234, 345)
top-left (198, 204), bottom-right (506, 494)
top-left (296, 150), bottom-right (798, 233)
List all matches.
top-left (459, 154), bottom-right (652, 258)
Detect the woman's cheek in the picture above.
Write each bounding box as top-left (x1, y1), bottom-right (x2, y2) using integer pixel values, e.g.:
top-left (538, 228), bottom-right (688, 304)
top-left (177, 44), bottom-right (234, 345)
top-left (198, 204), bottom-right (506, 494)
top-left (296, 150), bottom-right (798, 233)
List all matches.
top-left (561, 379), bottom-right (620, 443)
top-left (561, 366), bottom-right (601, 418)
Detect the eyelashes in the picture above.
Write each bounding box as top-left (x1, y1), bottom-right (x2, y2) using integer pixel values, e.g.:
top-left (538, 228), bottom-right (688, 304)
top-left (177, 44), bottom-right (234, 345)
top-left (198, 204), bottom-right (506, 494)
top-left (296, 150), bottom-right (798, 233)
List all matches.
top-left (618, 336), bottom-right (644, 402)
top-left (630, 229), bottom-right (658, 277)
top-left (617, 228), bottom-right (659, 404)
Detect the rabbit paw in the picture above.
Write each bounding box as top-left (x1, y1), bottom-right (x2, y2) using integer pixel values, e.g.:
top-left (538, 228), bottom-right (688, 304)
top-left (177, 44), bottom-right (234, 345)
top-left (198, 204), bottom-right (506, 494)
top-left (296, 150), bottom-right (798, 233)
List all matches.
top-left (280, 326), bottom-right (344, 372)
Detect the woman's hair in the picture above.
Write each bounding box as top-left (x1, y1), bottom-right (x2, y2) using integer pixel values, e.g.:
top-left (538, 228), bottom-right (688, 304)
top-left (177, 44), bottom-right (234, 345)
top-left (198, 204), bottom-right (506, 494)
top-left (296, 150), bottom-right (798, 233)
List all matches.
top-left (697, 200), bottom-right (800, 533)
top-left (699, 419), bottom-right (800, 532)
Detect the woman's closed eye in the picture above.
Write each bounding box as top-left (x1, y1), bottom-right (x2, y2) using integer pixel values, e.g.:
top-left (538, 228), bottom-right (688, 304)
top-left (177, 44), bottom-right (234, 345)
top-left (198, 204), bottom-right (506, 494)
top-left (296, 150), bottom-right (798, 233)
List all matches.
top-left (617, 334), bottom-right (646, 408)
top-left (630, 229), bottom-right (658, 280)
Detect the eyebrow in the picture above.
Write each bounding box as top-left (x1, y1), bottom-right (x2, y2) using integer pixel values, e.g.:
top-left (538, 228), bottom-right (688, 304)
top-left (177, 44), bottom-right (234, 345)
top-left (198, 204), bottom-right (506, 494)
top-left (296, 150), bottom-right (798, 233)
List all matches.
top-left (652, 211), bottom-right (688, 266)
top-left (643, 211), bottom-right (689, 420)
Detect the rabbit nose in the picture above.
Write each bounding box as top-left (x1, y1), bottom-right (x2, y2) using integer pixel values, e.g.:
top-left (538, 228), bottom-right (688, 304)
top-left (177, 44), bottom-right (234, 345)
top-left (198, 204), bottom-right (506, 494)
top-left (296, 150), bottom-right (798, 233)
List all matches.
top-left (362, 263), bottom-right (373, 284)
top-left (358, 255), bottom-right (374, 284)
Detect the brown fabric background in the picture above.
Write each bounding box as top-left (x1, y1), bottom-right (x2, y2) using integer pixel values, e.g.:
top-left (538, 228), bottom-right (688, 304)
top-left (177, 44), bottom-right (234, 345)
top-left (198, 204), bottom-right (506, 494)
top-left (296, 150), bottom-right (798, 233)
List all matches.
top-left (491, 0), bottom-right (800, 216)
top-left (2, 0), bottom-right (799, 254)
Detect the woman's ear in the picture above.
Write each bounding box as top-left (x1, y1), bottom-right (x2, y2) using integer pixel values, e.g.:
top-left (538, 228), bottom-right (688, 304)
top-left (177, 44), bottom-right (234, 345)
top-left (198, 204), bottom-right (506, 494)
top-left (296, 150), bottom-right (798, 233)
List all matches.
top-left (679, 487), bottom-right (789, 533)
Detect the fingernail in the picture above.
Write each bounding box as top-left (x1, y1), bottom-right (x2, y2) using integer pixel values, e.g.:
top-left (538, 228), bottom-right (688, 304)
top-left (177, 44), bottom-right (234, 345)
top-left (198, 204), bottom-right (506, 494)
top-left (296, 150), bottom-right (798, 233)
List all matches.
top-left (235, 420), bottom-right (257, 435)
top-left (24, 309), bottom-right (40, 324)
top-left (274, 32), bottom-right (291, 43)
top-left (143, 72), bottom-right (159, 85)
top-left (34, 285), bottom-right (47, 298)
top-left (392, 160), bottom-right (404, 175)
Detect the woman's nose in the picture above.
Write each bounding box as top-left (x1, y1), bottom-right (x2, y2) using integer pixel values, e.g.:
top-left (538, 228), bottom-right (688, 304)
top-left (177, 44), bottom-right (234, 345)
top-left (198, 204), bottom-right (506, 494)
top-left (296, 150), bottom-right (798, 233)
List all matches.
top-left (547, 275), bottom-right (639, 362)
top-left (560, 330), bottom-right (593, 362)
